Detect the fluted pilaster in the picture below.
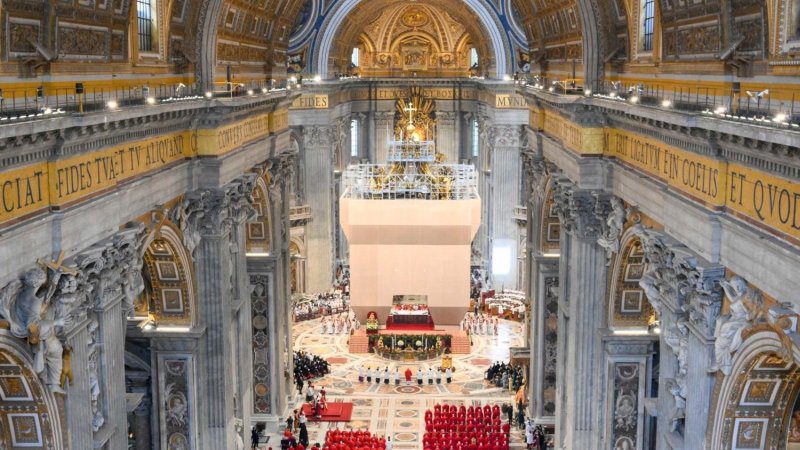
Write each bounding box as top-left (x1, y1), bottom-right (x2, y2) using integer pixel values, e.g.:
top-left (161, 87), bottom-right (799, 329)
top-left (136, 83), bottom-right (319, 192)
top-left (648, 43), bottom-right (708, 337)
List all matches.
top-left (302, 126), bottom-right (335, 293)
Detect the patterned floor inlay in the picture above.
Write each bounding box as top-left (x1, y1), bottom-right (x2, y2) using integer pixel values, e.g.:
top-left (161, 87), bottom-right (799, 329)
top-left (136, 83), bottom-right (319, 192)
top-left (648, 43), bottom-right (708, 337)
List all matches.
top-left (262, 317), bottom-right (527, 449)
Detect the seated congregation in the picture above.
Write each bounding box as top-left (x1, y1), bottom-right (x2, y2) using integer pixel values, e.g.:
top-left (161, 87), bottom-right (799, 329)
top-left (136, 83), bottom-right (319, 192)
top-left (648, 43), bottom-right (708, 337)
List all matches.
top-left (323, 429), bottom-right (389, 450)
top-left (423, 404), bottom-right (510, 450)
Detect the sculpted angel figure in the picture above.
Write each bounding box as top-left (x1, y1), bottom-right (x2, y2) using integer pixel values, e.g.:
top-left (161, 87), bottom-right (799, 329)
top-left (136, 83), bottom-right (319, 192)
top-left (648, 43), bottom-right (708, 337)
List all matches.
top-left (1, 267), bottom-right (67, 393)
top-left (597, 197), bottom-right (628, 261)
top-left (712, 276), bottom-right (762, 375)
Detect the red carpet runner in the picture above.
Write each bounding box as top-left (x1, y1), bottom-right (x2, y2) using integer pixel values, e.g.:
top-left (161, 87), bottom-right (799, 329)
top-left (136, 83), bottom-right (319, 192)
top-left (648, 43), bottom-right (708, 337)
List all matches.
top-left (301, 402), bottom-right (354, 422)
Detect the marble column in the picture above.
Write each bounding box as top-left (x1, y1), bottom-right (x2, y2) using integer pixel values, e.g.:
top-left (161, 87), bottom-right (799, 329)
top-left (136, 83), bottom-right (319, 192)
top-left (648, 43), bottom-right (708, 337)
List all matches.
top-left (635, 226), bottom-right (724, 449)
top-left (95, 299), bottom-right (127, 450)
top-left (434, 111), bottom-right (458, 162)
top-left (553, 185), bottom-right (611, 449)
top-left (192, 189), bottom-right (237, 449)
top-left (302, 125), bottom-right (335, 293)
top-left (65, 321), bottom-right (93, 450)
top-left (365, 110), bottom-right (376, 162)
top-left (229, 176), bottom-right (258, 444)
top-left (488, 125), bottom-right (522, 290)
top-left (268, 155), bottom-right (295, 409)
top-left (64, 222), bottom-right (149, 450)
top-left (374, 111), bottom-right (394, 163)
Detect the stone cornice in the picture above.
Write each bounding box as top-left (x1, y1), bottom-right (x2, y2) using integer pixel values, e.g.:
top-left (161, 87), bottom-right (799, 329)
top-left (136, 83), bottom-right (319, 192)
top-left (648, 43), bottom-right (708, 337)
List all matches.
top-left (0, 92), bottom-right (295, 170)
top-left (519, 87), bottom-right (800, 177)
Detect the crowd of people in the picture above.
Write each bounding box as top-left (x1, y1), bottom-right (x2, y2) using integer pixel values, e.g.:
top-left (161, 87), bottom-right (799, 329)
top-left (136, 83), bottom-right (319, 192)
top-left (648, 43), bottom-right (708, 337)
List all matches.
top-left (423, 403), bottom-right (510, 450)
top-left (461, 313), bottom-right (500, 336)
top-left (323, 429), bottom-right (390, 450)
top-left (524, 421), bottom-right (550, 450)
top-left (321, 312), bottom-right (359, 334)
top-left (485, 362), bottom-right (525, 392)
top-left (293, 351), bottom-right (331, 394)
top-left (357, 365), bottom-right (453, 385)
top-left (293, 292), bottom-right (349, 321)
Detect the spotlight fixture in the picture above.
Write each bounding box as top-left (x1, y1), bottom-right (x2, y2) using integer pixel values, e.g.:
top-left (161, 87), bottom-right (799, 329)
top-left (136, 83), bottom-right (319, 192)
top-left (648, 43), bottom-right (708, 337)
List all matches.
top-left (548, 87), bottom-right (555, 93)
top-left (629, 95), bottom-right (639, 104)
top-left (246, 89), bottom-right (254, 96)
top-left (261, 87), bottom-right (268, 94)
top-left (661, 99), bottom-right (672, 108)
top-left (313, 75), bottom-right (322, 82)
top-left (205, 91), bottom-right (213, 99)
top-left (106, 99), bottom-right (119, 110)
top-left (146, 96), bottom-right (157, 105)
top-left (714, 106), bottom-right (727, 115)
top-left (773, 112), bottom-right (788, 123)
top-left (584, 89), bottom-right (592, 96)
top-left (609, 92), bottom-right (617, 98)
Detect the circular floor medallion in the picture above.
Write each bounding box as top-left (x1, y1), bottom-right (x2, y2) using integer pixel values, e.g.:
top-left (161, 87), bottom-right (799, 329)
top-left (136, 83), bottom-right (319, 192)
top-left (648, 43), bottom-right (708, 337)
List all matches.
top-left (395, 385), bottom-right (421, 394)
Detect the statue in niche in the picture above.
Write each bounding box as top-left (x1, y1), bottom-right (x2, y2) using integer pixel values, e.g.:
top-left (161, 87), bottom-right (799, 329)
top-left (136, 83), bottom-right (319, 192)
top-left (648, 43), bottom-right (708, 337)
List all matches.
top-left (712, 276), bottom-right (763, 375)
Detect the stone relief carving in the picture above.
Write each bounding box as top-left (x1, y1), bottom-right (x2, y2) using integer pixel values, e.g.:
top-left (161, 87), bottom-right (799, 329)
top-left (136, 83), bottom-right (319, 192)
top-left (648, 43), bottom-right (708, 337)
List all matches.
top-left (250, 274), bottom-right (272, 414)
top-left (611, 363), bottom-right (640, 448)
top-left (551, 181), bottom-right (608, 239)
top-left (304, 125), bottom-right (333, 148)
top-left (163, 358), bottom-right (191, 448)
top-left (492, 125), bottom-right (522, 148)
top-left (87, 319), bottom-right (104, 432)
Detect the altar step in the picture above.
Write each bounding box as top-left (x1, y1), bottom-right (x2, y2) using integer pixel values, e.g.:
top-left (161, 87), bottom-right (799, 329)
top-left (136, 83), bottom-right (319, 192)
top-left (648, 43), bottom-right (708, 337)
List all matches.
top-left (450, 334), bottom-right (472, 354)
top-left (349, 333), bottom-right (370, 353)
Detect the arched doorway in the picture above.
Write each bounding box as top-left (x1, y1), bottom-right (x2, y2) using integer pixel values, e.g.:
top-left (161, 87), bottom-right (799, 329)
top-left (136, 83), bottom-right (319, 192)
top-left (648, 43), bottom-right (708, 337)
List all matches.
top-left (0, 337), bottom-right (64, 449)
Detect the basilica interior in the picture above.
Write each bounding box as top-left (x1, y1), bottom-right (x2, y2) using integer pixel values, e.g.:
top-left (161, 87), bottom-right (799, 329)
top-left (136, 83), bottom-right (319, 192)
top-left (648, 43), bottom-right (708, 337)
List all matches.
top-left (0, 0), bottom-right (799, 448)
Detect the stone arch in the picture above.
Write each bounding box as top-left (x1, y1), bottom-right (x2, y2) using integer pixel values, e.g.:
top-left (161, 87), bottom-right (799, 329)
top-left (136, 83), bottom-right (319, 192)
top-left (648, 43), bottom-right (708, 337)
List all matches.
top-left (0, 336), bottom-right (64, 449)
top-left (136, 223), bottom-right (197, 326)
top-left (313, 0), bottom-right (513, 78)
top-left (606, 229), bottom-right (652, 330)
top-left (247, 176), bottom-right (273, 253)
top-left (710, 330), bottom-right (800, 449)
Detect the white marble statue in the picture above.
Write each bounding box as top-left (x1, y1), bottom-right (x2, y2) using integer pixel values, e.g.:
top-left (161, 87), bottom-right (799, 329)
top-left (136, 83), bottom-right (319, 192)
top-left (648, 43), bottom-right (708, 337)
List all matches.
top-left (597, 196), bottom-right (628, 262)
top-left (1, 267), bottom-right (68, 393)
top-left (712, 276), bottom-right (762, 374)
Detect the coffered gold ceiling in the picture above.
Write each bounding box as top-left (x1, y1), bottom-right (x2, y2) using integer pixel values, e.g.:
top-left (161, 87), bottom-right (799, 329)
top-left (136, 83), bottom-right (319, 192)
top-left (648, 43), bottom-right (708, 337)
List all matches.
top-left (329, 0), bottom-right (493, 77)
top-left (0, 0), bottom-right (792, 84)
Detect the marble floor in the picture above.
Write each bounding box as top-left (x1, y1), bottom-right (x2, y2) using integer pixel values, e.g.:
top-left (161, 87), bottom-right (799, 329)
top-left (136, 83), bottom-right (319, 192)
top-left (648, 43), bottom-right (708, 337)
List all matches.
top-left (262, 317), bottom-right (527, 449)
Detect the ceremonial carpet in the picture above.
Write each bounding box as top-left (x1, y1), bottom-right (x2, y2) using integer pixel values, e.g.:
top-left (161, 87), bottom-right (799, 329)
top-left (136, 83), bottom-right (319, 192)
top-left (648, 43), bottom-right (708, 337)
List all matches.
top-left (302, 402), bottom-right (354, 422)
